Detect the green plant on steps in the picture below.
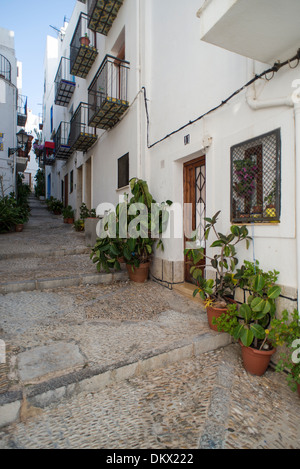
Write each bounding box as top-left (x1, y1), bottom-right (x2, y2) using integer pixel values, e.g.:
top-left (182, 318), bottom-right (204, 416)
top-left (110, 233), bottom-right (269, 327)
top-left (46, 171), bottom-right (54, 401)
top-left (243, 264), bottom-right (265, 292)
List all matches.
top-left (185, 211), bottom-right (252, 308)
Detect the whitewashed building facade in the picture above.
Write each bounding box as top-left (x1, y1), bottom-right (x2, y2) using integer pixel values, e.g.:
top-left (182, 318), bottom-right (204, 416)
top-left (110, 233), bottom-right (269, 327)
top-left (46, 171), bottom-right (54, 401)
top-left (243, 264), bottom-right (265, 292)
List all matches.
top-left (0, 27), bottom-right (28, 196)
top-left (42, 0), bottom-right (300, 311)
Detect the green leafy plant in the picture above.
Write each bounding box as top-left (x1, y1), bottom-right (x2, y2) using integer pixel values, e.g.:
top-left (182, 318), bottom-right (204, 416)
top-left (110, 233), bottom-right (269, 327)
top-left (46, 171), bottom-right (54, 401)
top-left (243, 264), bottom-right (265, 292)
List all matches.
top-left (62, 205), bottom-right (75, 220)
top-left (0, 196), bottom-right (20, 233)
top-left (270, 309), bottom-right (300, 392)
top-left (185, 211), bottom-right (252, 307)
top-left (34, 169), bottom-right (45, 198)
top-left (73, 219), bottom-right (84, 232)
top-left (122, 178), bottom-right (172, 268)
top-left (80, 203), bottom-right (96, 219)
top-left (214, 261), bottom-right (282, 348)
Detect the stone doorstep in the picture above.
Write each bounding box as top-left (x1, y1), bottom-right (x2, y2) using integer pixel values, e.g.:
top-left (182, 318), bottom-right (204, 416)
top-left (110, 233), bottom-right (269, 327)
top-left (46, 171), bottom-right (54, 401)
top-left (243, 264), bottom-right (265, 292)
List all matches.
top-left (0, 271), bottom-right (128, 294)
top-left (0, 332), bottom-right (232, 429)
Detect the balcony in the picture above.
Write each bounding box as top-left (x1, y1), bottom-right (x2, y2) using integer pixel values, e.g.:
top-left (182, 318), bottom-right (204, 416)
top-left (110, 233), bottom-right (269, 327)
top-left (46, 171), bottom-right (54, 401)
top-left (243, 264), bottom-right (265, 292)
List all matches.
top-left (43, 142), bottom-right (56, 166)
top-left (0, 53), bottom-right (11, 82)
top-left (55, 57), bottom-right (76, 107)
top-left (197, 0), bottom-right (300, 64)
top-left (69, 102), bottom-right (97, 152)
top-left (87, 0), bottom-right (124, 36)
top-left (88, 55), bottom-right (129, 130)
top-left (17, 94), bottom-right (28, 127)
top-left (70, 13), bottom-right (98, 79)
top-left (54, 122), bottom-right (73, 159)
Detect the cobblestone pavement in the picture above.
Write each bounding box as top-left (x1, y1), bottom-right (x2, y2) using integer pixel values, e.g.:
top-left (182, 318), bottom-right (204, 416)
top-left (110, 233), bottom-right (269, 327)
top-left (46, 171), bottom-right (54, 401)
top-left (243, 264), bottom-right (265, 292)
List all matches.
top-left (0, 197), bottom-right (300, 450)
top-left (0, 345), bottom-right (300, 449)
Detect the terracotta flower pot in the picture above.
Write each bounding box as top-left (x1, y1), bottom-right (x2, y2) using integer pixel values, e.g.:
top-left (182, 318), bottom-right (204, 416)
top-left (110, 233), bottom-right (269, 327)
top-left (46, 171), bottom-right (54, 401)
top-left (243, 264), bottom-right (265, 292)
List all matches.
top-left (126, 262), bottom-right (150, 283)
top-left (206, 305), bottom-right (227, 332)
top-left (80, 36), bottom-right (90, 47)
top-left (15, 224), bottom-right (24, 232)
top-left (239, 341), bottom-right (276, 376)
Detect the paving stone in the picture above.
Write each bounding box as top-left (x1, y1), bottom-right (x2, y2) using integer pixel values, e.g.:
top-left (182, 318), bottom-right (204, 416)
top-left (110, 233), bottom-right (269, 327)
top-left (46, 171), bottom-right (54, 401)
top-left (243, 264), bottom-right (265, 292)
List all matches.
top-left (18, 343), bottom-right (86, 383)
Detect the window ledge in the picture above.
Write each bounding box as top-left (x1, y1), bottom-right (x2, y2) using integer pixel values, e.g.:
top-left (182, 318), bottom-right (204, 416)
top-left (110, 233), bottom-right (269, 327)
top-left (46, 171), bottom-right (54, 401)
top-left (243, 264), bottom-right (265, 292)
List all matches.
top-left (116, 185), bottom-right (129, 193)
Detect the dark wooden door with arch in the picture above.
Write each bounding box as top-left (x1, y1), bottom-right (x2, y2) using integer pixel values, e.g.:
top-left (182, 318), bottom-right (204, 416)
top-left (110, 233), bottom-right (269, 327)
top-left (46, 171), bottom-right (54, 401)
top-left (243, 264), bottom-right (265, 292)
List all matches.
top-left (183, 156), bottom-right (206, 283)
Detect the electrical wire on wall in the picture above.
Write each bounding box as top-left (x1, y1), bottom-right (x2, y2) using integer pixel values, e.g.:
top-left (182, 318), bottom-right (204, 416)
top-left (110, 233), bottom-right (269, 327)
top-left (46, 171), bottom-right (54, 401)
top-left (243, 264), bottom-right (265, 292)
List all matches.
top-left (142, 49), bottom-right (300, 150)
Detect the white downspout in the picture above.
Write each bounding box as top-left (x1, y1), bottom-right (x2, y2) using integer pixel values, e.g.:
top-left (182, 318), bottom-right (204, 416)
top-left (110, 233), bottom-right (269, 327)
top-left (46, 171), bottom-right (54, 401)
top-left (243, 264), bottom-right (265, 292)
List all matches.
top-left (247, 95), bottom-right (294, 110)
top-left (294, 103), bottom-right (300, 309)
top-left (136, 0), bottom-right (142, 179)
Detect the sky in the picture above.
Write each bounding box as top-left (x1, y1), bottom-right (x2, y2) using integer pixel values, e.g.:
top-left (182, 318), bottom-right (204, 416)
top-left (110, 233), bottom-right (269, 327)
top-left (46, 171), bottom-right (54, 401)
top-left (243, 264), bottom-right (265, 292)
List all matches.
top-left (1, 0), bottom-right (76, 116)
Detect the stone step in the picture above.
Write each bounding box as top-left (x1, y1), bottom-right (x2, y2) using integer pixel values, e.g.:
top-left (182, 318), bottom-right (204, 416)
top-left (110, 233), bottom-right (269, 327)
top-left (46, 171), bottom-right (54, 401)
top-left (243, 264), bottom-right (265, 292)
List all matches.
top-left (0, 330), bottom-right (232, 429)
top-left (0, 270), bottom-right (128, 294)
top-left (173, 282), bottom-right (205, 305)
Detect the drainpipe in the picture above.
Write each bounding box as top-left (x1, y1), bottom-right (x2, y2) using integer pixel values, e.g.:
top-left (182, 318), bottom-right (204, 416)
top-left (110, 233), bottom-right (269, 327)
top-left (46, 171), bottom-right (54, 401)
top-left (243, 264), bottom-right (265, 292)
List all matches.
top-left (246, 91), bottom-right (300, 308)
top-left (136, 0), bottom-right (142, 179)
top-left (294, 103), bottom-right (300, 309)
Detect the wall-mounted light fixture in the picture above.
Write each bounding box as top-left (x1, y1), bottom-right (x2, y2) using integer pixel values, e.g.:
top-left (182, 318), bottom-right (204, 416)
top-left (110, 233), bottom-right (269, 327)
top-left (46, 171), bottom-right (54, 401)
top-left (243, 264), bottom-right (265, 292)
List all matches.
top-left (8, 129), bottom-right (30, 157)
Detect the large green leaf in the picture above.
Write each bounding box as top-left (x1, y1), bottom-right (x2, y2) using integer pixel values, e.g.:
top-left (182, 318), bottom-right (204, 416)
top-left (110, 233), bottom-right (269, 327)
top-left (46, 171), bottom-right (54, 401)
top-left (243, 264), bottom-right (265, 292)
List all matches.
top-left (253, 274), bottom-right (266, 293)
top-left (239, 304), bottom-right (252, 322)
top-left (240, 328), bottom-right (254, 347)
top-left (250, 323), bottom-right (266, 340)
top-left (233, 324), bottom-right (244, 340)
top-left (251, 297), bottom-right (265, 312)
top-left (268, 285), bottom-right (281, 299)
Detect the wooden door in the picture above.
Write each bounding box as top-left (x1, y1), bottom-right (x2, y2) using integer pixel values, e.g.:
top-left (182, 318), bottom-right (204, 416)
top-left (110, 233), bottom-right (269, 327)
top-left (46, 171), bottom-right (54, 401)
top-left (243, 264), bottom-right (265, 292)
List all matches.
top-left (183, 156), bottom-right (206, 283)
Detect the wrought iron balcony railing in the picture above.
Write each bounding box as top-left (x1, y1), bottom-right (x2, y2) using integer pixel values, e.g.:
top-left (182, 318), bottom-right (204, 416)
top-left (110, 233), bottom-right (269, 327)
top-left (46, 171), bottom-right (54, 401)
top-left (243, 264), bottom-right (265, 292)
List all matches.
top-left (0, 53), bottom-right (11, 82)
top-left (70, 12), bottom-right (98, 79)
top-left (88, 54), bottom-right (129, 130)
top-left (55, 57), bottom-right (76, 107)
top-left (69, 102), bottom-right (97, 152)
top-left (17, 94), bottom-right (28, 127)
top-left (87, 0), bottom-right (124, 36)
top-left (55, 122), bottom-right (73, 159)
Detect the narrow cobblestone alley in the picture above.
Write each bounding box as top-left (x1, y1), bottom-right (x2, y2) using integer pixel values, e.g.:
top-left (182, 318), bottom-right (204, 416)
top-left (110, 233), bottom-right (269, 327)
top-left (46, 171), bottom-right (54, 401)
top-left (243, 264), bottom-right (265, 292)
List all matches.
top-left (0, 196), bottom-right (300, 450)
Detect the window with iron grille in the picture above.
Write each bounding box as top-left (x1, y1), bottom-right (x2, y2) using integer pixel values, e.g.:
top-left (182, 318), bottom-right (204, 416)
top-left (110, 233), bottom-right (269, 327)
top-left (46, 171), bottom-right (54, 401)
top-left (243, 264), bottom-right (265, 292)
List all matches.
top-left (231, 129), bottom-right (281, 223)
top-left (118, 153), bottom-right (129, 189)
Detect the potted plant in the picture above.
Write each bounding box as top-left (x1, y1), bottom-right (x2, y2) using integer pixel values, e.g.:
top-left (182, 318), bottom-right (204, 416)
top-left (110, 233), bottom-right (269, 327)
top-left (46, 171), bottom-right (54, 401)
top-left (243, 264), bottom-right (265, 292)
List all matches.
top-left (73, 219), bottom-right (85, 232)
top-left (214, 261), bottom-right (282, 375)
top-left (80, 33), bottom-right (90, 47)
top-left (80, 203), bottom-right (99, 247)
top-left (62, 205), bottom-right (75, 224)
top-left (185, 211), bottom-right (252, 331)
top-left (271, 309), bottom-right (300, 396)
top-left (122, 178), bottom-right (172, 283)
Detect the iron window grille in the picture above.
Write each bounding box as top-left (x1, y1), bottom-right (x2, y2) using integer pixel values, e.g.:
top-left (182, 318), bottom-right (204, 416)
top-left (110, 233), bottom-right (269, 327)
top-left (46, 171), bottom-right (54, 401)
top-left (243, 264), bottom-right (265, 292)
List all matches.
top-left (231, 129), bottom-right (281, 224)
top-left (0, 54), bottom-right (11, 82)
top-left (118, 153), bottom-right (129, 189)
top-left (88, 54), bottom-right (129, 130)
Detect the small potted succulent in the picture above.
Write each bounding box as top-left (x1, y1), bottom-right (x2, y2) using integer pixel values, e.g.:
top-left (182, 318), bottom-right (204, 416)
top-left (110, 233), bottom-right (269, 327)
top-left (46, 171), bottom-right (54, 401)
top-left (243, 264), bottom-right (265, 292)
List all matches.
top-left (185, 211), bottom-right (252, 331)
